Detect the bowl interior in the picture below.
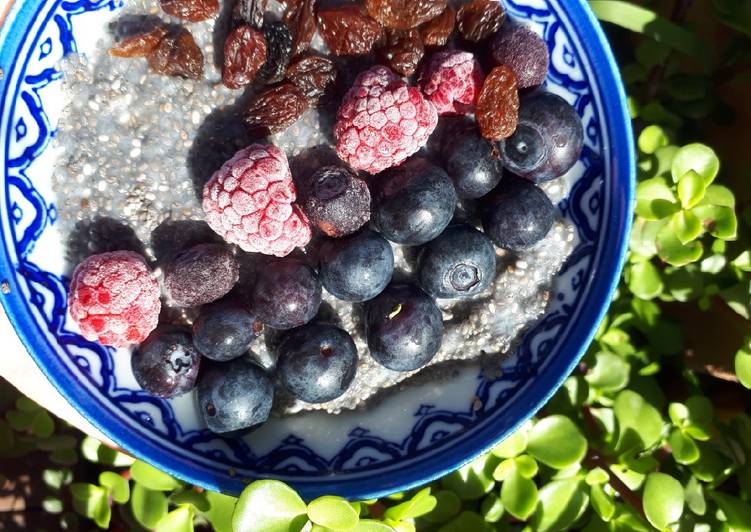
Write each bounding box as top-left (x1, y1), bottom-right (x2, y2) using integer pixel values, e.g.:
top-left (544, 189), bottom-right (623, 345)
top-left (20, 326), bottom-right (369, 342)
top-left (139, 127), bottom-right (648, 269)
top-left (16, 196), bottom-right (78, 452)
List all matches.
top-left (0, 0), bottom-right (633, 499)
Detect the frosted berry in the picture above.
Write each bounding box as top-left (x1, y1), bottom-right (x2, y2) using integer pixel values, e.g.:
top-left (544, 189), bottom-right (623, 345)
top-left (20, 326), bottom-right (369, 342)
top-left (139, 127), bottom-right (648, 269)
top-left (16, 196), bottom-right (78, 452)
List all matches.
top-left (163, 243), bottom-right (239, 307)
top-left (419, 51), bottom-right (484, 116)
top-left (68, 251), bottom-right (161, 348)
top-left (202, 144), bottom-right (312, 257)
top-left (490, 24), bottom-right (549, 89)
top-left (334, 66), bottom-right (438, 174)
top-left (300, 165), bottom-right (371, 238)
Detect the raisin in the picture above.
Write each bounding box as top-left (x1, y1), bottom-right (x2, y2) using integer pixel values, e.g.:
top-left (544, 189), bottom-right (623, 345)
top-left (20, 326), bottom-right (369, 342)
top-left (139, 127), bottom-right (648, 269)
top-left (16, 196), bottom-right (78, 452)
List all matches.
top-left (378, 29), bottom-right (424, 77)
top-left (364, 0), bottom-right (447, 30)
top-left (109, 26), bottom-right (168, 58)
top-left (148, 28), bottom-right (204, 80)
top-left (283, 0), bottom-right (317, 56)
top-left (419, 6), bottom-right (455, 47)
top-left (318, 5), bottom-right (384, 56)
top-left (233, 0), bottom-right (267, 29)
top-left (256, 22), bottom-right (293, 84)
top-left (160, 0), bottom-right (219, 22)
top-left (476, 65), bottom-right (518, 141)
top-left (457, 0), bottom-right (505, 43)
top-left (286, 53), bottom-right (338, 102)
top-left (245, 83), bottom-right (309, 133)
top-left (222, 25), bottom-right (267, 89)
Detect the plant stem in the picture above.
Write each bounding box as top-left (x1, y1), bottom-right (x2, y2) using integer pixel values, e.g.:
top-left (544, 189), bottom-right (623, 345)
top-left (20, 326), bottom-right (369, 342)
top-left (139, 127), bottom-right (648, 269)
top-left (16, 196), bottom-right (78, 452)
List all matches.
top-left (584, 450), bottom-right (646, 519)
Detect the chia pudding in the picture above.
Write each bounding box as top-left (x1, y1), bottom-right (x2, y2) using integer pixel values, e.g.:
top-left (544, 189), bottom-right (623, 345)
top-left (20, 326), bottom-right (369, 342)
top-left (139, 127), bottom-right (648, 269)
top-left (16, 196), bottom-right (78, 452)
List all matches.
top-left (55, 0), bottom-right (579, 422)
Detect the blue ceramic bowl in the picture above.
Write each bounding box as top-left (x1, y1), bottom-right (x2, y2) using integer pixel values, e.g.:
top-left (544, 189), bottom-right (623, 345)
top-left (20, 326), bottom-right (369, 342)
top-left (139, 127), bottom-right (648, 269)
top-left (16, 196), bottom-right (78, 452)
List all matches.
top-left (0, 0), bottom-right (633, 499)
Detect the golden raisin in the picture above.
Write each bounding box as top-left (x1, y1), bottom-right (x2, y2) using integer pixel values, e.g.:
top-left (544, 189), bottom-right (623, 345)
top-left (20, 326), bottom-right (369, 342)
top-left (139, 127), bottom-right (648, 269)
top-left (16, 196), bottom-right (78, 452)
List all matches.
top-left (364, 0), bottom-right (447, 30)
top-left (233, 0), bottom-right (267, 28)
top-left (378, 29), bottom-right (424, 77)
top-left (476, 65), bottom-right (519, 140)
top-left (283, 0), bottom-right (318, 56)
top-left (159, 0), bottom-right (219, 22)
top-left (457, 0), bottom-right (505, 43)
top-left (286, 53), bottom-right (338, 102)
top-left (148, 28), bottom-right (204, 80)
top-left (419, 6), bottom-right (455, 47)
top-left (222, 25), bottom-right (267, 90)
top-left (245, 83), bottom-right (310, 133)
top-left (318, 5), bottom-right (384, 56)
top-left (109, 26), bottom-right (168, 58)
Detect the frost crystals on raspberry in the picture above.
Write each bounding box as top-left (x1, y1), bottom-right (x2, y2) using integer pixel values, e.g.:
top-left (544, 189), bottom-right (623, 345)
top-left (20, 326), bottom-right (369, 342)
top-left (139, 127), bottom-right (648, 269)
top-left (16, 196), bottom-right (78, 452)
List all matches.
top-left (202, 144), bottom-right (312, 257)
top-left (67, 251), bottom-right (161, 348)
top-left (334, 65), bottom-right (438, 174)
top-left (419, 50), bottom-right (484, 116)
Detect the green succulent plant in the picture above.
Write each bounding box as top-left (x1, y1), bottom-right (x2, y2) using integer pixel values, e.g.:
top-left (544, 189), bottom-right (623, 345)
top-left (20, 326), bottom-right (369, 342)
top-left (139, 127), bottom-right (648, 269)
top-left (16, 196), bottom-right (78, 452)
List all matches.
top-left (3, 1), bottom-right (751, 531)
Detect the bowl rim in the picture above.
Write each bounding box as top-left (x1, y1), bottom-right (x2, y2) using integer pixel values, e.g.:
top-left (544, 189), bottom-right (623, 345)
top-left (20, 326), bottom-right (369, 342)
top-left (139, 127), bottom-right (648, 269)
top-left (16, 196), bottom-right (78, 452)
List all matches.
top-left (0, 0), bottom-right (635, 500)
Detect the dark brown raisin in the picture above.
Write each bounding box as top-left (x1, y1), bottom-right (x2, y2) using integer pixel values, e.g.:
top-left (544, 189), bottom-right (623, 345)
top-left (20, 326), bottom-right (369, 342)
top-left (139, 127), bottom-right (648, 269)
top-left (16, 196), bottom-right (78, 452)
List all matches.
top-left (256, 21), bottom-right (293, 84)
top-left (419, 6), bottom-right (455, 47)
top-left (160, 0), bottom-right (219, 22)
top-left (477, 65), bottom-right (518, 140)
top-left (286, 53), bottom-right (338, 102)
top-left (364, 0), bottom-right (447, 30)
top-left (283, 0), bottom-right (317, 56)
top-left (318, 5), bottom-right (384, 56)
top-left (109, 26), bottom-right (168, 58)
top-left (457, 0), bottom-right (505, 43)
top-left (233, 0), bottom-right (267, 29)
top-left (148, 28), bottom-right (204, 80)
top-left (378, 29), bottom-right (424, 77)
top-left (222, 26), bottom-right (267, 90)
top-left (245, 83), bottom-right (309, 133)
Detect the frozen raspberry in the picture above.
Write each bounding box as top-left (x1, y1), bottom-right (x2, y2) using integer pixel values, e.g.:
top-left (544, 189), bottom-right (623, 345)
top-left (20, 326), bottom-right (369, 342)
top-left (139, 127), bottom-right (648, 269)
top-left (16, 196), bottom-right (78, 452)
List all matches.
top-left (202, 144), bottom-right (312, 257)
top-left (68, 251), bottom-right (161, 348)
top-left (418, 51), bottom-right (484, 115)
top-left (334, 66), bottom-right (438, 174)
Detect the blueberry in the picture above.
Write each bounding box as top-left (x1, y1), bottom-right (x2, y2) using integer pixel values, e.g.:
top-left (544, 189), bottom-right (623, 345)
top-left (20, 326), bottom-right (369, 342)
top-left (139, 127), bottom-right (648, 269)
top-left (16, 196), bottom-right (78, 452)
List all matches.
top-left (318, 229), bottom-right (394, 302)
top-left (490, 24), bottom-right (549, 89)
top-left (443, 126), bottom-right (503, 199)
top-left (250, 257), bottom-right (322, 329)
top-left (372, 157), bottom-right (457, 246)
top-left (197, 358), bottom-right (273, 434)
top-left (300, 165), bottom-right (371, 238)
top-left (164, 243), bottom-right (239, 307)
top-left (500, 92), bottom-right (584, 183)
top-left (277, 323), bottom-right (358, 403)
top-left (192, 301), bottom-right (263, 362)
top-left (481, 176), bottom-right (555, 251)
top-left (132, 326), bottom-right (201, 398)
top-left (418, 225), bottom-right (496, 299)
top-left (365, 284), bottom-right (444, 371)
